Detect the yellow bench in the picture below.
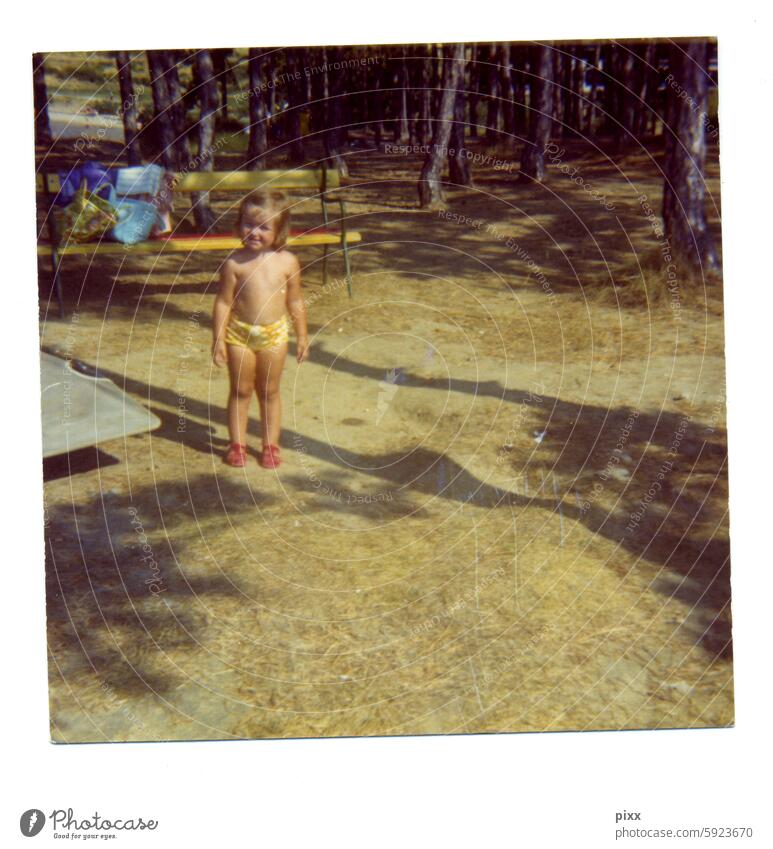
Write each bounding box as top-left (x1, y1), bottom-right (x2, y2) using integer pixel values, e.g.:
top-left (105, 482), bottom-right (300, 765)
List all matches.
top-left (36, 168), bottom-right (361, 316)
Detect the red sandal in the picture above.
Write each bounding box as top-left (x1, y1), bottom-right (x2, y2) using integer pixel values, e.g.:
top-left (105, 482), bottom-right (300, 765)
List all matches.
top-left (259, 444), bottom-right (281, 469)
top-left (223, 443), bottom-right (248, 467)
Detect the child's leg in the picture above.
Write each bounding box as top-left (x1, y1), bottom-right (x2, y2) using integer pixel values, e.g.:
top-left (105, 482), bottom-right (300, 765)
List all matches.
top-left (227, 344), bottom-right (257, 446)
top-left (254, 341), bottom-right (288, 447)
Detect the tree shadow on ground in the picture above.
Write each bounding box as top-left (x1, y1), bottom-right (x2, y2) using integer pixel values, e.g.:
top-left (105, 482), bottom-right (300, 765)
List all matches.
top-left (45, 476), bottom-right (271, 700)
top-left (38, 253), bottom-right (222, 323)
top-left (285, 420), bottom-right (730, 660)
top-left (148, 406), bottom-right (229, 456)
top-left (85, 354), bottom-right (730, 660)
top-left (38, 235), bottom-right (352, 323)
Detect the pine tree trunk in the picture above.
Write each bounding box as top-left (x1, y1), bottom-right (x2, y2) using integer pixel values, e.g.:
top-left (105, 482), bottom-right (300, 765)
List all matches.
top-left (485, 45), bottom-right (501, 142)
top-left (408, 46), bottom-right (422, 144)
top-left (418, 43), bottom-right (465, 207)
top-left (32, 53), bottom-right (52, 147)
top-left (563, 47), bottom-right (576, 131)
top-left (265, 51), bottom-right (277, 136)
top-left (467, 45), bottom-right (480, 138)
top-left (212, 49), bottom-right (230, 121)
top-left (618, 49), bottom-right (637, 148)
top-left (601, 44), bottom-right (618, 138)
top-left (662, 41), bottom-right (720, 276)
top-left (448, 87), bottom-right (471, 186)
top-left (552, 48), bottom-right (564, 139)
top-left (355, 52), bottom-right (369, 132)
top-left (430, 45), bottom-right (443, 116)
top-left (285, 49), bottom-right (306, 162)
top-left (324, 47), bottom-right (349, 176)
top-left (371, 72), bottom-right (383, 144)
top-left (394, 47), bottom-right (410, 143)
top-left (569, 46), bottom-right (584, 133)
top-left (500, 43), bottom-right (515, 138)
top-left (166, 52), bottom-right (192, 169)
top-left (633, 44), bottom-right (656, 140)
top-left (115, 51), bottom-right (142, 165)
top-left (247, 48), bottom-right (268, 168)
top-left (190, 50), bottom-right (217, 230)
top-left (563, 46), bottom-right (580, 135)
top-left (370, 56), bottom-right (384, 144)
top-left (519, 44), bottom-right (554, 182)
top-left (307, 48), bottom-right (324, 136)
top-left (511, 45), bottom-right (528, 137)
top-left (588, 45), bottom-right (602, 135)
top-left (147, 50), bottom-right (178, 169)
top-left (338, 60), bottom-right (352, 148)
top-left (418, 45), bottom-right (433, 144)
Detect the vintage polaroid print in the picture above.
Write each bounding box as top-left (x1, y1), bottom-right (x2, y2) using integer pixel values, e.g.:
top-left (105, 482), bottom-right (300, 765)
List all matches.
top-left (35, 39), bottom-right (731, 742)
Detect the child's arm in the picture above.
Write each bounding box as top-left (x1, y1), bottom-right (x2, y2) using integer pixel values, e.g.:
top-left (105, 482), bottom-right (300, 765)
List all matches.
top-left (212, 259), bottom-right (238, 367)
top-left (285, 254), bottom-right (309, 363)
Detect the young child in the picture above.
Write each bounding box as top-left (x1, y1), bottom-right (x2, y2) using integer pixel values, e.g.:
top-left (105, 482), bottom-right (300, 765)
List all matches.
top-left (212, 190), bottom-right (309, 468)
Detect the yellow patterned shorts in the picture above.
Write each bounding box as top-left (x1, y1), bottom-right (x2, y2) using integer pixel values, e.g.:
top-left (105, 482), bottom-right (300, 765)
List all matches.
top-left (225, 314), bottom-right (290, 353)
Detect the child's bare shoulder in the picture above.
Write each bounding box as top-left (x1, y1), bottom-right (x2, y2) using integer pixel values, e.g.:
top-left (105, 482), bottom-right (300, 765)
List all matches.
top-left (218, 254), bottom-right (242, 288)
top-left (275, 248), bottom-right (300, 275)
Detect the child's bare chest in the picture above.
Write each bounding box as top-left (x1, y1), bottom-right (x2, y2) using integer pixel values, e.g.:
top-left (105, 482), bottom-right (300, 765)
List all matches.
top-left (235, 258), bottom-right (286, 300)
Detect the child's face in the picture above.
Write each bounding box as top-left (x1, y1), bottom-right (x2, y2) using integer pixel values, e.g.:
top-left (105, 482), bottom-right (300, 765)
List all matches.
top-left (239, 205), bottom-right (278, 250)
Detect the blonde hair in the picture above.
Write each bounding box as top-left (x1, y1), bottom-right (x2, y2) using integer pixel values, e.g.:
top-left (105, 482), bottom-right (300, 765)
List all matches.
top-left (237, 189), bottom-right (291, 248)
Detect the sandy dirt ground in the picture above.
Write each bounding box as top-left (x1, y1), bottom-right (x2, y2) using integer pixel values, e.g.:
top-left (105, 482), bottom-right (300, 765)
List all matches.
top-left (39, 139), bottom-right (731, 742)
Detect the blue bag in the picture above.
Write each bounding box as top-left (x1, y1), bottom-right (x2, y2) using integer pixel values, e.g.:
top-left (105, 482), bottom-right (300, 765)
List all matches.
top-left (106, 186), bottom-right (160, 245)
